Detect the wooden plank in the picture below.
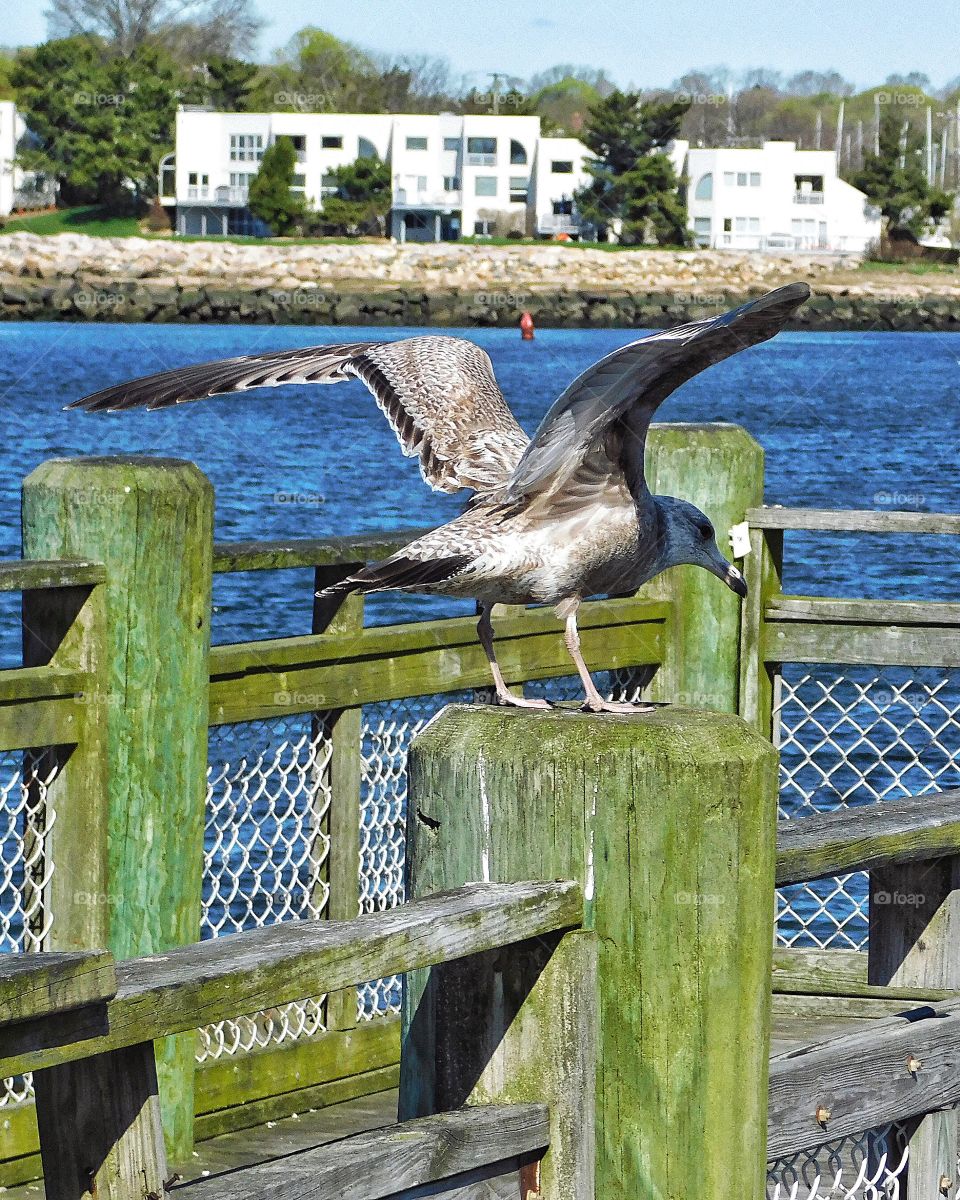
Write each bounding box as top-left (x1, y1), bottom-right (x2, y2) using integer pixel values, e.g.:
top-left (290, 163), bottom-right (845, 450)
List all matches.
top-left (771, 947), bottom-right (956, 1001)
top-left (746, 507), bottom-right (960, 535)
top-left (642, 424), bottom-right (764, 714)
top-left (0, 560), bottom-right (106, 592)
top-left (0, 951), bottom-right (115, 1025)
top-left (34, 1040), bottom-right (168, 1200)
top-left (209, 599), bottom-right (668, 723)
top-left (0, 881), bottom-right (583, 1079)
top-left (762, 620), bottom-right (960, 667)
top-left (766, 997), bottom-right (960, 1158)
top-left (23, 456), bottom-right (215, 1162)
top-left (768, 595), bottom-right (960, 627)
top-left (869, 854), bottom-right (960, 1200)
top-left (739, 526), bottom-right (782, 736)
top-left (776, 791), bottom-right (960, 885)
top-left (404, 705), bottom-right (779, 1200)
top-left (0, 695), bottom-right (86, 750)
top-left (177, 1104), bottom-right (549, 1200)
top-left (212, 529), bottom-right (427, 573)
top-left (313, 568), bottom-right (364, 1034)
top-left (0, 665), bottom-right (90, 704)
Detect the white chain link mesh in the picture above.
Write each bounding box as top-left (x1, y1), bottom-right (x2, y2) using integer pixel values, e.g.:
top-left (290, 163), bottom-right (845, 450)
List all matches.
top-left (768, 1125), bottom-right (909, 1200)
top-left (199, 717), bottom-right (333, 1061)
top-left (774, 665), bottom-right (960, 949)
top-left (0, 751), bottom-right (59, 1107)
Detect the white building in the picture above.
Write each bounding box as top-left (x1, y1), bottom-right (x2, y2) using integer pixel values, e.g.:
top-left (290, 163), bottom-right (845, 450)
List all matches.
top-left (674, 139), bottom-right (880, 252)
top-left (0, 102), bottom-right (57, 218)
top-left (163, 109), bottom-right (592, 240)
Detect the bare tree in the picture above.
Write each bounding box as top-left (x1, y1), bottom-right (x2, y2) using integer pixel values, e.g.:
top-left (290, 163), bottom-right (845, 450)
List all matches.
top-left (45, 0), bottom-right (262, 59)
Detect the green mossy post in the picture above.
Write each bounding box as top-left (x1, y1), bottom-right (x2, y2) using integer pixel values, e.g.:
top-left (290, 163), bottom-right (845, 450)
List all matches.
top-left (645, 424), bottom-right (765, 713)
top-left (22, 457), bottom-right (214, 1164)
top-left (401, 704), bottom-right (779, 1200)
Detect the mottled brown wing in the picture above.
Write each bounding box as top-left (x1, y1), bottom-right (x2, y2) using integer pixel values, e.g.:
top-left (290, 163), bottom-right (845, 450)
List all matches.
top-left (69, 335), bottom-right (529, 495)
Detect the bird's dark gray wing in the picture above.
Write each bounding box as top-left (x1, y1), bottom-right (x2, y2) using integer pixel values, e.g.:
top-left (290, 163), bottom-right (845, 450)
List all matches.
top-left (505, 283), bottom-right (810, 510)
top-left (68, 336), bottom-right (529, 495)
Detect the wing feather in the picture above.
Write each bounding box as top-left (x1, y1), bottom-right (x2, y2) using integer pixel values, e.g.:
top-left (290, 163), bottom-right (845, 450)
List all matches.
top-left (69, 335), bottom-right (529, 495)
top-left (506, 283), bottom-right (810, 509)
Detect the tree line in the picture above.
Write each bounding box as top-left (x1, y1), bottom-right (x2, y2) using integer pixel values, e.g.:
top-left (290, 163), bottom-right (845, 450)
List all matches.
top-left (1, 0), bottom-right (956, 242)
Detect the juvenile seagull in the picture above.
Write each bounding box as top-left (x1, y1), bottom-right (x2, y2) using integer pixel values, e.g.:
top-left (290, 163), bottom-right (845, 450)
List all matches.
top-left (71, 282), bottom-right (809, 712)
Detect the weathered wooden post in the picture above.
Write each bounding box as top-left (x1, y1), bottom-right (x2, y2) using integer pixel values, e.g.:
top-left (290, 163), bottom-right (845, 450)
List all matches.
top-left (645, 423), bottom-right (765, 713)
top-left (401, 704), bottom-right (779, 1200)
top-left (869, 856), bottom-right (960, 1197)
top-left (22, 456), bottom-right (214, 1167)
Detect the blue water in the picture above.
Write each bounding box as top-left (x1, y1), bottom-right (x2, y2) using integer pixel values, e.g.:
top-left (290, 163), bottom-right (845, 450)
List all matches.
top-left (1, 321), bottom-right (959, 658)
top-left (2, 321), bottom-right (959, 954)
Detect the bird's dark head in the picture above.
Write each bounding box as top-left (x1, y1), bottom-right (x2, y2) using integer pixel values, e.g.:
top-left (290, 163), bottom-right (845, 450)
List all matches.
top-left (654, 496), bottom-right (747, 598)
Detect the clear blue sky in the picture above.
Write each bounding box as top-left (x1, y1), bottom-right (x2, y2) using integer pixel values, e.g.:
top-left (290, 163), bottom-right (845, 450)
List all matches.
top-left (6, 0), bottom-right (959, 90)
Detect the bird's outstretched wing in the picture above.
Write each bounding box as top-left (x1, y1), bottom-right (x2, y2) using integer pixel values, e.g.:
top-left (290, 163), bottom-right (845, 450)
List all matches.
top-left (505, 283), bottom-right (810, 511)
top-left (68, 335), bottom-right (529, 495)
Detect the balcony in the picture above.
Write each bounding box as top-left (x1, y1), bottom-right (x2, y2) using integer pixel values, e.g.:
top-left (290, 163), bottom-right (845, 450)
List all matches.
top-left (183, 185), bottom-right (249, 206)
top-left (537, 212), bottom-right (581, 236)
top-left (393, 188), bottom-right (462, 209)
top-left (794, 191), bottom-right (825, 205)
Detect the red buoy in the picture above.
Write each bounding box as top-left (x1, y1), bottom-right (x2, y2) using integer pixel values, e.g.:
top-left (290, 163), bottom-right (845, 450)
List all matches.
top-left (519, 311), bottom-right (535, 340)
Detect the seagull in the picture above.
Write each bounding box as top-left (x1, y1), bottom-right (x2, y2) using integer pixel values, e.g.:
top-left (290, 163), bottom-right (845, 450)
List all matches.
top-left (70, 282), bottom-right (810, 713)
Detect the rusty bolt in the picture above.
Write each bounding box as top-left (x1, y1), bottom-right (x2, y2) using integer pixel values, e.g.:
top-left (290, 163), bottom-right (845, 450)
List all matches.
top-left (907, 1054), bottom-right (923, 1075)
top-left (815, 1103), bottom-right (831, 1126)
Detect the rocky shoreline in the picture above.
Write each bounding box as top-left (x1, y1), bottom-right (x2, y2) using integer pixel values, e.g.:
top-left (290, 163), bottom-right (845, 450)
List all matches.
top-left (1, 233), bottom-right (958, 331)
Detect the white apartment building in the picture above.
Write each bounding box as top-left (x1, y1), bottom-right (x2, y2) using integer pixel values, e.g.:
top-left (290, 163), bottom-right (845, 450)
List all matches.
top-left (0, 102), bottom-right (57, 217)
top-left (673, 139), bottom-right (880, 252)
top-left (163, 109), bottom-right (592, 240)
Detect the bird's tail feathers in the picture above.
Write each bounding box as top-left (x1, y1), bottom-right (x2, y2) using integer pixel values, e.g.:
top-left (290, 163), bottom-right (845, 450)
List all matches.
top-left (316, 553), bottom-right (471, 599)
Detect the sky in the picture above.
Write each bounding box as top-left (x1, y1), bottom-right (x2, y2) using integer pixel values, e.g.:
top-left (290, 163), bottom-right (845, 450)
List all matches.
top-left (6, 0), bottom-right (960, 92)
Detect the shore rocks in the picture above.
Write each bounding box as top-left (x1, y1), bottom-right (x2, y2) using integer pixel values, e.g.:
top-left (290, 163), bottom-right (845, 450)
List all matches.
top-left (0, 233), bottom-right (958, 331)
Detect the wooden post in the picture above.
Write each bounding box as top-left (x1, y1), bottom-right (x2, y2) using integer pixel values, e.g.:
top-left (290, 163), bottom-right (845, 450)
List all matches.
top-left (22, 457), bottom-right (214, 1165)
top-left (738, 526), bottom-right (784, 737)
top-left (869, 857), bottom-right (960, 1199)
top-left (401, 704), bottom-right (779, 1200)
top-left (644, 423), bottom-right (765, 714)
top-left (313, 567), bottom-right (364, 1032)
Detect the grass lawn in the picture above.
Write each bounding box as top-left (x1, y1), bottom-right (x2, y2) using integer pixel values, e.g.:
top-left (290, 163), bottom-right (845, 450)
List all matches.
top-left (858, 257), bottom-right (959, 276)
top-left (0, 205), bottom-right (144, 237)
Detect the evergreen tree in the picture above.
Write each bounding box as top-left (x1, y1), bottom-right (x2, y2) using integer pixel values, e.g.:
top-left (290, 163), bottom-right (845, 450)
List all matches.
top-left (575, 91), bottom-right (690, 244)
top-left (853, 111), bottom-right (951, 235)
top-left (247, 135), bottom-right (304, 235)
top-left (314, 155), bottom-right (391, 235)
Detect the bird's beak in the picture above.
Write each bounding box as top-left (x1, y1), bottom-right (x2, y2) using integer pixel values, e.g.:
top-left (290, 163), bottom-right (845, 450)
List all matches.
top-left (704, 549), bottom-right (748, 598)
top-left (722, 563), bottom-right (748, 598)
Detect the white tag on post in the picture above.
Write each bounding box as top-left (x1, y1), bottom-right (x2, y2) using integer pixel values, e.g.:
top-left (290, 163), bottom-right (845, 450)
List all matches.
top-left (729, 521), bottom-right (751, 560)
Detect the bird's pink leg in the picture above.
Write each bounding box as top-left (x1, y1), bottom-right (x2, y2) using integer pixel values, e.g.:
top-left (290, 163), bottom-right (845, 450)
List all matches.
top-left (562, 601), bottom-right (655, 714)
top-left (477, 605), bottom-right (551, 710)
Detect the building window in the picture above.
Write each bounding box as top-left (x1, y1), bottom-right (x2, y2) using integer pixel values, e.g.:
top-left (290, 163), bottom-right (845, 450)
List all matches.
top-left (289, 135), bottom-right (306, 152)
top-left (474, 175), bottom-right (497, 196)
top-left (321, 172), bottom-right (338, 194)
top-left (467, 136), bottom-right (497, 165)
top-left (694, 172), bottom-right (713, 200)
top-left (723, 218), bottom-right (732, 231)
top-left (321, 135), bottom-right (343, 149)
top-left (734, 216), bottom-right (760, 233)
top-left (693, 217), bottom-right (711, 234)
top-left (229, 172), bottom-right (254, 186)
top-left (358, 137), bottom-right (377, 158)
top-left (291, 173), bottom-right (306, 191)
top-left (551, 160), bottom-right (574, 173)
top-left (406, 136), bottom-right (428, 150)
top-left (737, 172), bottom-right (747, 186)
top-left (416, 175), bottom-right (427, 191)
top-left (229, 134), bottom-right (264, 162)
top-left (723, 172), bottom-right (735, 186)
top-left (443, 136), bottom-right (460, 152)
top-left (749, 172), bottom-right (761, 186)
top-left (474, 218), bottom-right (494, 236)
top-left (510, 139), bottom-right (527, 165)
top-left (443, 175), bottom-right (460, 192)
top-left (509, 176), bottom-right (528, 202)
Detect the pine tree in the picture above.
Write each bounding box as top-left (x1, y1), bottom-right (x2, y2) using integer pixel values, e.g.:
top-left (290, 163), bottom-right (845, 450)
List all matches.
top-left (853, 112), bottom-right (951, 236)
top-left (247, 136), bottom-right (305, 235)
top-left (575, 91), bottom-right (691, 245)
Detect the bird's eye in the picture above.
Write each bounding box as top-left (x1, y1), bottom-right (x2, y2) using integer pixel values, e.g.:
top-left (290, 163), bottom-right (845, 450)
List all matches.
top-left (698, 523), bottom-right (713, 540)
